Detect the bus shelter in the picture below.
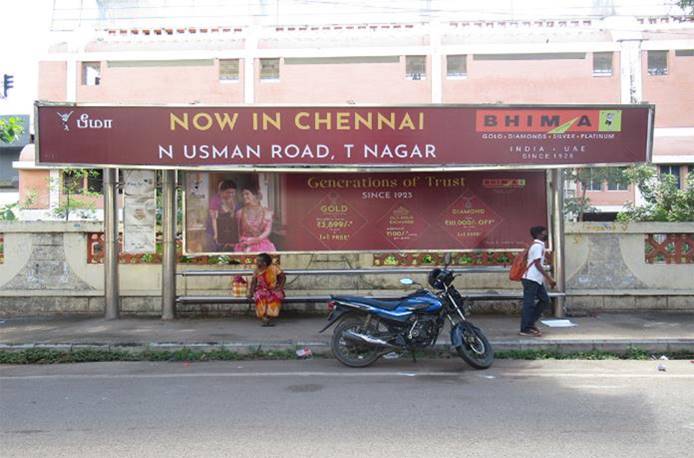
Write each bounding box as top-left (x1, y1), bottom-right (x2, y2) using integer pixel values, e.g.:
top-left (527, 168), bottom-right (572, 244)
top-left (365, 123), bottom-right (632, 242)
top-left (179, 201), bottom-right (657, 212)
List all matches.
top-left (35, 103), bottom-right (654, 319)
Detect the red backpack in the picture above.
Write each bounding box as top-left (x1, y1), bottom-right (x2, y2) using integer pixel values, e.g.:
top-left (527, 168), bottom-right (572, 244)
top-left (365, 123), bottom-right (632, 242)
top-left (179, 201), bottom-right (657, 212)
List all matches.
top-left (509, 242), bottom-right (541, 281)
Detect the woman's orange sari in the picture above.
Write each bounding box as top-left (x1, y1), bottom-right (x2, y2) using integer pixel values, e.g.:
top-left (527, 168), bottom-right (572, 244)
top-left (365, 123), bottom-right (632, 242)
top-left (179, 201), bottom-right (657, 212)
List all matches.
top-left (253, 264), bottom-right (285, 318)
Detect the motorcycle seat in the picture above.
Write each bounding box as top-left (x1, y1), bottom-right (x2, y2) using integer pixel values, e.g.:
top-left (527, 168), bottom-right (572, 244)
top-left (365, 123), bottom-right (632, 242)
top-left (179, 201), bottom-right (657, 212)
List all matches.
top-left (332, 295), bottom-right (404, 311)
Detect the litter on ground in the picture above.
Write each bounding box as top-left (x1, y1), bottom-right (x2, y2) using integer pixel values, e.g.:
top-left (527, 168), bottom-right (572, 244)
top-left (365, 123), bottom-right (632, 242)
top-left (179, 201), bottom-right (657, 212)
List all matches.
top-left (540, 319), bottom-right (577, 328)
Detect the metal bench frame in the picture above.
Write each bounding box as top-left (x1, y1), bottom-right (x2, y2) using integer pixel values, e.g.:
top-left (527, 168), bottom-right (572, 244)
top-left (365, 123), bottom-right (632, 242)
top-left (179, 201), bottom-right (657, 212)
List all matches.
top-left (176, 267), bottom-right (564, 306)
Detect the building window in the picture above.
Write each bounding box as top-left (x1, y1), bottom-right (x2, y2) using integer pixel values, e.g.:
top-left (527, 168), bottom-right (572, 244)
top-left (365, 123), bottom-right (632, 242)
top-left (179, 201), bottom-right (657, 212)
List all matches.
top-left (606, 168), bottom-right (627, 190)
top-left (593, 52), bottom-right (613, 76)
top-left (473, 52), bottom-right (585, 61)
top-left (284, 56), bottom-right (399, 65)
top-left (87, 170), bottom-right (104, 193)
top-left (675, 49), bottom-right (694, 57)
top-left (647, 50), bottom-right (668, 76)
top-left (405, 56), bottom-right (426, 80)
top-left (659, 165), bottom-right (681, 189)
top-left (587, 170), bottom-right (603, 191)
top-left (63, 169), bottom-right (103, 194)
top-left (108, 59), bottom-right (213, 68)
top-left (219, 59), bottom-right (239, 81)
top-left (260, 58), bottom-right (280, 80)
top-left (446, 55), bottom-right (467, 78)
top-left (82, 62), bottom-right (101, 86)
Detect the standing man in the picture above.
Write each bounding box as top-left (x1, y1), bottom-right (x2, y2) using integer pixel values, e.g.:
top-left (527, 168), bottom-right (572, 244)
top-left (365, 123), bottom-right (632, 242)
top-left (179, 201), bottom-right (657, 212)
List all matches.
top-left (520, 226), bottom-right (556, 337)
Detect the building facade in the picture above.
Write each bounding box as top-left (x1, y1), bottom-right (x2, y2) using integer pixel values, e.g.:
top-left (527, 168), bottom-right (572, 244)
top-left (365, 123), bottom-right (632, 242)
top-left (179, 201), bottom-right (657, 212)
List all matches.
top-left (14, 13), bottom-right (694, 220)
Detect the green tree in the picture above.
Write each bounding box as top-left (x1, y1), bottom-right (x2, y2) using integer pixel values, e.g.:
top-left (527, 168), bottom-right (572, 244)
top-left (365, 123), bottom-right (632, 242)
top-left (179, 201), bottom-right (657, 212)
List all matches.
top-left (0, 191), bottom-right (37, 221)
top-left (564, 167), bottom-right (627, 221)
top-left (51, 169), bottom-right (102, 221)
top-left (0, 116), bottom-right (27, 220)
top-left (0, 116), bottom-right (24, 144)
top-left (0, 203), bottom-right (18, 221)
top-left (153, 172), bottom-right (184, 232)
top-left (678, 0), bottom-right (694, 15)
top-left (617, 164), bottom-right (694, 222)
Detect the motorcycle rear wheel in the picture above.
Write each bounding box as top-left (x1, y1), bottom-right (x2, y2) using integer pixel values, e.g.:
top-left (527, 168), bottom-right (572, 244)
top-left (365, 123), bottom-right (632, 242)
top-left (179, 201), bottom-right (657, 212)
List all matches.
top-left (456, 325), bottom-right (494, 369)
top-left (331, 316), bottom-right (382, 368)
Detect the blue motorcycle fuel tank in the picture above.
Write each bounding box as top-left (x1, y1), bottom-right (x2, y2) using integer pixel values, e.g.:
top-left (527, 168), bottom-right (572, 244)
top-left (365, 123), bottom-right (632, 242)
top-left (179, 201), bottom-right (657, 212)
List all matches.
top-left (332, 290), bottom-right (444, 322)
top-left (371, 290), bottom-right (443, 322)
top-left (398, 290), bottom-right (443, 313)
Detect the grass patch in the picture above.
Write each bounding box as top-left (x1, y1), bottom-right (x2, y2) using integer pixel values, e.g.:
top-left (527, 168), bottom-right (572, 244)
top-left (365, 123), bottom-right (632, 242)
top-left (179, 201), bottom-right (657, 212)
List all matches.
top-left (494, 348), bottom-right (694, 361)
top-left (0, 347), bottom-right (692, 365)
top-left (0, 347), bottom-right (306, 365)
top-left (495, 349), bottom-right (620, 360)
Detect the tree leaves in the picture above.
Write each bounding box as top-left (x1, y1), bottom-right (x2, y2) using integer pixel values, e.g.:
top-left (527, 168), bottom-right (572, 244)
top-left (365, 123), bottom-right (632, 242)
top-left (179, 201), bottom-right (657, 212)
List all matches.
top-left (0, 116), bottom-right (25, 144)
top-left (617, 165), bottom-right (694, 222)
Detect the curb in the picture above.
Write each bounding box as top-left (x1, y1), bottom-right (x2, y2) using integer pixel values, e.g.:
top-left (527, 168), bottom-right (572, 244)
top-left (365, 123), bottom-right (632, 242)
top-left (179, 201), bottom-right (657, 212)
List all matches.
top-left (1, 339), bottom-right (692, 355)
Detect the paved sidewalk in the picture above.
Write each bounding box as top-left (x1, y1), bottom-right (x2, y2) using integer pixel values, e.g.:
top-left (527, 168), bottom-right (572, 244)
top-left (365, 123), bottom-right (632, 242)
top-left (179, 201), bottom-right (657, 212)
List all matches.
top-left (1, 312), bottom-right (693, 354)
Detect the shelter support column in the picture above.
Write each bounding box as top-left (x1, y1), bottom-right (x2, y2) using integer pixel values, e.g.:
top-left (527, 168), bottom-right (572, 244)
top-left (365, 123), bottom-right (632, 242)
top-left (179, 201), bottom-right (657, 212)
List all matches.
top-left (551, 169), bottom-right (566, 318)
top-left (161, 170), bottom-right (177, 320)
top-left (103, 168), bottom-right (120, 320)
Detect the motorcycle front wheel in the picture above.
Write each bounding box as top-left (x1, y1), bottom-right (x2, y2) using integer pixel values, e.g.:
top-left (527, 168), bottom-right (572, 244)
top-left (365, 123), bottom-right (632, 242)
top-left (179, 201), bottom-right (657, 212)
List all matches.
top-left (455, 325), bottom-right (494, 369)
top-left (331, 316), bottom-right (381, 368)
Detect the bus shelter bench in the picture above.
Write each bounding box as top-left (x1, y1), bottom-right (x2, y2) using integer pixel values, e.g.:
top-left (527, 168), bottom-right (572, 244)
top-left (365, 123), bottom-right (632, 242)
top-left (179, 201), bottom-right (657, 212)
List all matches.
top-left (462, 292), bottom-right (565, 301)
top-left (175, 292), bottom-right (565, 307)
top-left (175, 294), bottom-right (399, 313)
top-left (176, 295), bottom-right (334, 305)
top-left (175, 267), bottom-right (563, 311)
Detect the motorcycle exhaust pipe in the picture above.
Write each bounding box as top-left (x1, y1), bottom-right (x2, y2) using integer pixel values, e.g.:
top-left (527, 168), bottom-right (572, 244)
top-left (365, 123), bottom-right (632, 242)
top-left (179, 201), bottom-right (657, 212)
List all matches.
top-left (342, 330), bottom-right (397, 349)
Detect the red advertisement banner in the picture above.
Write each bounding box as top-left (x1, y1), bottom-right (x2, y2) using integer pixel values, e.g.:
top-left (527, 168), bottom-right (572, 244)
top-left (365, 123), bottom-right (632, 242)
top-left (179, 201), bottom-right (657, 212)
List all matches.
top-left (183, 171), bottom-right (547, 254)
top-left (37, 104), bottom-right (652, 168)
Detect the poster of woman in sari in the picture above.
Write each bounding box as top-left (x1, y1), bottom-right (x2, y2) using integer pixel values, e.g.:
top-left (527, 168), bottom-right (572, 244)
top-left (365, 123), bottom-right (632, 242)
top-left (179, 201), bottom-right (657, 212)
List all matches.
top-left (235, 186), bottom-right (277, 253)
top-left (183, 172), bottom-right (283, 254)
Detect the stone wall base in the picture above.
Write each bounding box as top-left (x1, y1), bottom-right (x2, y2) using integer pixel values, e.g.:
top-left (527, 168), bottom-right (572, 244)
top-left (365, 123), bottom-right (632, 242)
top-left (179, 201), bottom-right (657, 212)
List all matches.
top-left (1, 294), bottom-right (692, 317)
top-left (565, 295), bottom-right (693, 312)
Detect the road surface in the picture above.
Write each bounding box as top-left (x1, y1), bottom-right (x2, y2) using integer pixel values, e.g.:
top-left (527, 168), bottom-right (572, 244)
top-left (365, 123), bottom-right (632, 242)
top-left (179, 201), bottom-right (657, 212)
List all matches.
top-left (2, 358), bottom-right (693, 457)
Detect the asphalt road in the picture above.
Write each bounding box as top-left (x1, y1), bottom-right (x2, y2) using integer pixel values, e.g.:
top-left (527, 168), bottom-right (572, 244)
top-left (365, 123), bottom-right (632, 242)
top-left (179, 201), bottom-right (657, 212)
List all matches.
top-left (1, 358), bottom-right (693, 457)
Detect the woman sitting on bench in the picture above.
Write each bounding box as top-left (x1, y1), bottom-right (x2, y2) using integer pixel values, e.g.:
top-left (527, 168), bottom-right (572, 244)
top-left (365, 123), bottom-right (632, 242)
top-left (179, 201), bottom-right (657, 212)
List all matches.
top-left (248, 253), bottom-right (286, 327)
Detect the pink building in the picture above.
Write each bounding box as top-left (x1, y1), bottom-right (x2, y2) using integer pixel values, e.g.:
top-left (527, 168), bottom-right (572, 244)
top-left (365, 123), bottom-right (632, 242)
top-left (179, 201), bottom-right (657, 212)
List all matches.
top-left (15, 15), bottom-right (694, 220)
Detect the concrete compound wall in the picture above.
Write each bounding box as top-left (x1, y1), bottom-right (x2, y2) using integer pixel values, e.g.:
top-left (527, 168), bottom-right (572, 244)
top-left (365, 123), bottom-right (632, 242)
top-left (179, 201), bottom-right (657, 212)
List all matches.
top-left (564, 222), bottom-right (694, 312)
top-left (0, 221), bottom-right (692, 316)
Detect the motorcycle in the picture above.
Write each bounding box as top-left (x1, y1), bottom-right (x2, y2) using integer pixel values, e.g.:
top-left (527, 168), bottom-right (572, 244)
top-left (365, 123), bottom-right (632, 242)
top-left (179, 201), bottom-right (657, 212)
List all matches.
top-left (319, 266), bottom-right (494, 369)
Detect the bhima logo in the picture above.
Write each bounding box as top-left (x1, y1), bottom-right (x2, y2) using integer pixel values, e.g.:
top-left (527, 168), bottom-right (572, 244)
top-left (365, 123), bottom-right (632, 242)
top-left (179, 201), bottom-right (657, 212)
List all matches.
top-left (57, 111), bottom-right (73, 131)
top-left (482, 178), bottom-right (526, 189)
top-left (56, 111), bottom-right (113, 131)
top-left (476, 110), bottom-right (622, 133)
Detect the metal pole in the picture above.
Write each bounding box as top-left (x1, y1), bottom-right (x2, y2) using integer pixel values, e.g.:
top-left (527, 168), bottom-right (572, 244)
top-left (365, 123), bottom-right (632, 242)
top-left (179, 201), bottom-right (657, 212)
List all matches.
top-left (551, 168), bottom-right (566, 318)
top-left (103, 168), bottom-right (120, 320)
top-left (161, 170), bottom-right (177, 320)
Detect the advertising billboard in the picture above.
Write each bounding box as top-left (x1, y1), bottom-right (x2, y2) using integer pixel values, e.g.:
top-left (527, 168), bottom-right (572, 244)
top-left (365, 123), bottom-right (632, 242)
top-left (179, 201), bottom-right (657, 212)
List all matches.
top-left (36, 104), bottom-right (653, 168)
top-left (183, 170), bottom-right (548, 254)
top-left (122, 170), bottom-right (156, 254)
